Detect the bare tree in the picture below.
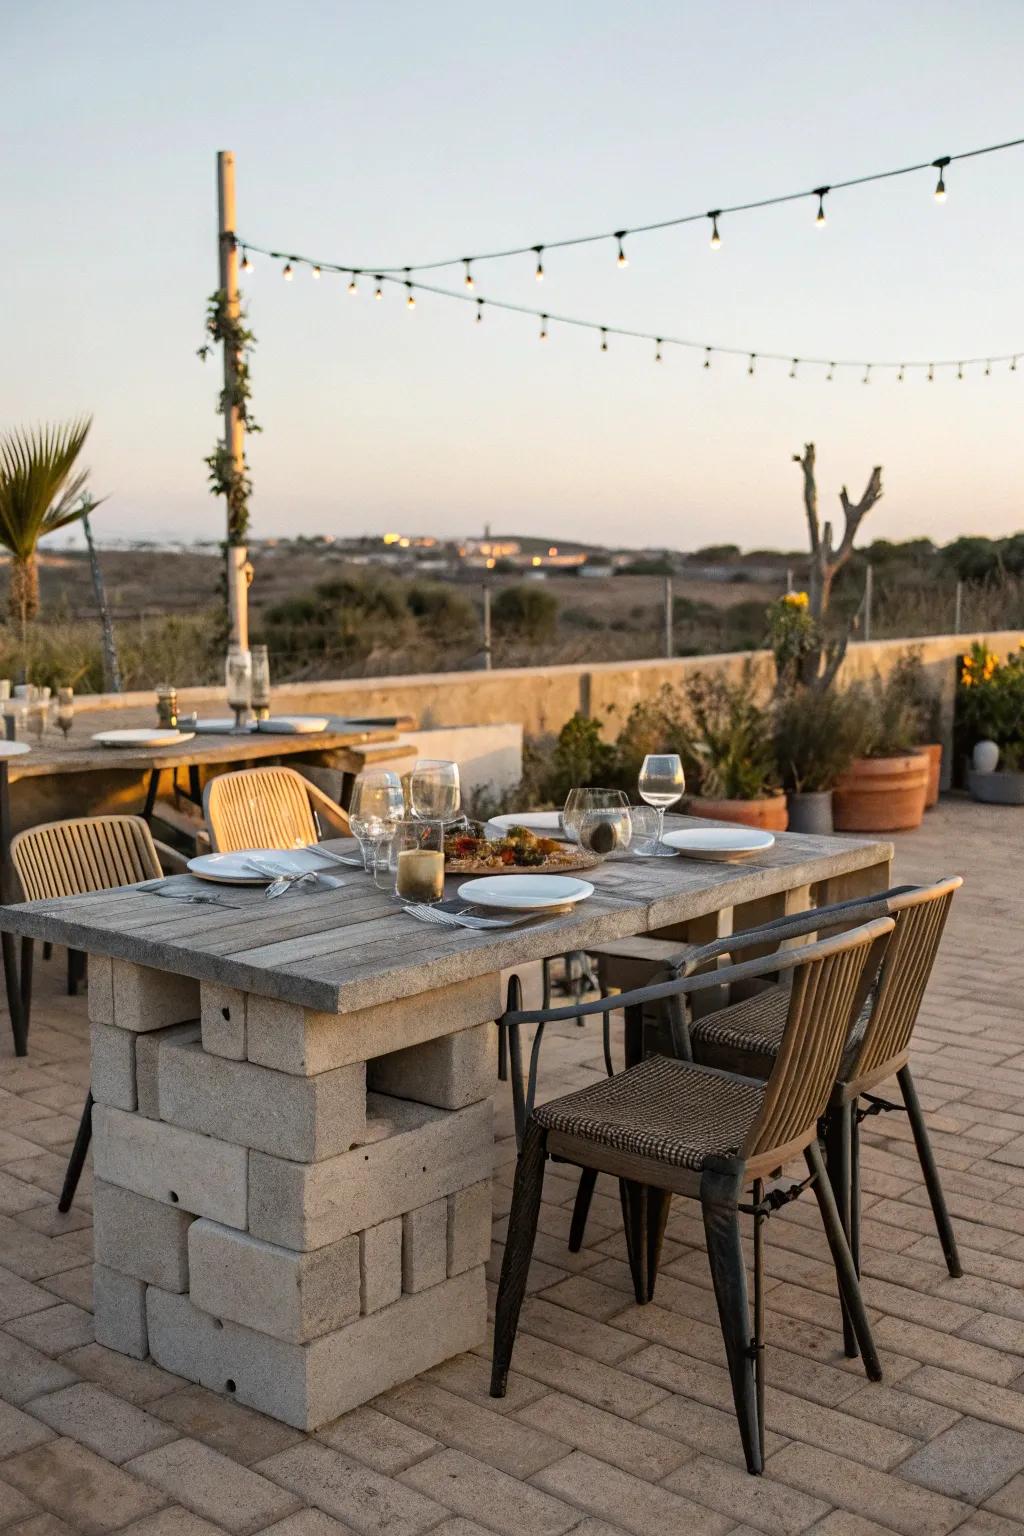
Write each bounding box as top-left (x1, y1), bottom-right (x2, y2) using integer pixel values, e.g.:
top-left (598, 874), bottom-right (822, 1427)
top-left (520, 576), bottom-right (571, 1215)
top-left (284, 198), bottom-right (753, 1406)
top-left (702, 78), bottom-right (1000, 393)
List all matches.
top-left (791, 443), bottom-right (883, 688)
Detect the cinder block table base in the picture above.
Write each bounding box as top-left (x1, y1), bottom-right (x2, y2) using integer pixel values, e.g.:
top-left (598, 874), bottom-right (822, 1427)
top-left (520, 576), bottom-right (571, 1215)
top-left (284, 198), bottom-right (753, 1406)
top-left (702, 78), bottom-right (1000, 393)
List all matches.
top-left (87, 960), bottom-right (498, 1430)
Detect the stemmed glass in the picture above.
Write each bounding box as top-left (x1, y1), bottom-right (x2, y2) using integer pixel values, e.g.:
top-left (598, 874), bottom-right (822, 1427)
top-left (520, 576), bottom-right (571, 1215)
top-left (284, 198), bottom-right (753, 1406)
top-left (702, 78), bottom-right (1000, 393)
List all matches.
top-left (638, 753), bottom-right (686, 852)
top-left (409, 760), bottom-right (461, 824)
top-left (55, 687), bottom-right (74, 739)
top-left (348, 769), bottom-right (405, 873)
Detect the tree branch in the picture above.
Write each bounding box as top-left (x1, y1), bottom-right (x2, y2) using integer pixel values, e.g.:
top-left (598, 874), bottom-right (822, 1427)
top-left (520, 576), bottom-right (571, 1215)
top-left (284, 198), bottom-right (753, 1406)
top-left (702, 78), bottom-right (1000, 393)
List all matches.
top-left (836, 466), bottom-right (883, 566)
top-left (792, 444), bottom-right (820, 554)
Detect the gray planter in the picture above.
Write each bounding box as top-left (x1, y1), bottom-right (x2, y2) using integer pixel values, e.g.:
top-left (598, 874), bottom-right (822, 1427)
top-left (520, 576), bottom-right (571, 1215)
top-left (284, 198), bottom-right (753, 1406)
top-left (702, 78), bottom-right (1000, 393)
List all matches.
top-left (786, 790), bottom-right (834, 834)
top-left (967, 769), bottom-right (1024, 805)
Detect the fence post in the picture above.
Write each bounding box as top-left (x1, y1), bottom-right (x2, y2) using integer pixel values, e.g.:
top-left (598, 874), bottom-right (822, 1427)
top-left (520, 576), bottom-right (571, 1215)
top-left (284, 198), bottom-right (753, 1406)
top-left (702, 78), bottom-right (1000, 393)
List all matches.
top-left (482, 582), bottom-right (492, 670)
top-left (863, 564), bottom-right (873, 641)
top-left (664, 574), bottom-right (673, 659)
top-left (954, 580), bottom-right (963, 635)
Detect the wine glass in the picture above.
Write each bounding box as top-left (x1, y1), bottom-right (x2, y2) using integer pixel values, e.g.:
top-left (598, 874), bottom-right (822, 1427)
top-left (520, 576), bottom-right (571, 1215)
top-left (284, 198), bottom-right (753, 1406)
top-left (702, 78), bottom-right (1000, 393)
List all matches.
top-left (348, 769), bottom-right (405, 872)
top-left (55, 686), bottom-right (74, 740)
top-left (410, 760), bottom-right (461, 823)
top-left (563, 788), bottom-right (631, 858)
top-left (225, 645), bottom-right (252, 730)
top-left (638, 753), bottom-right (686, 850)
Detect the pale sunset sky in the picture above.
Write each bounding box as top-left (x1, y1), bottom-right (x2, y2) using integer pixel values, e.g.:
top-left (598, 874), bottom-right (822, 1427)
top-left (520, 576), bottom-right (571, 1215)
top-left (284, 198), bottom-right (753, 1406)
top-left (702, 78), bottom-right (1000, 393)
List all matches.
top-left (2, 1), bottom-right (1022, 551)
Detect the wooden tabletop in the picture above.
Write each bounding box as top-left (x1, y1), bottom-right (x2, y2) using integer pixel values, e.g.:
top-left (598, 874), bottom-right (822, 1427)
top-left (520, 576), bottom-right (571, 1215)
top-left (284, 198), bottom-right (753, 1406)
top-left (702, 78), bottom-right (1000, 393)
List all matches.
top-left (0, 824), bottom-right (892, 1015)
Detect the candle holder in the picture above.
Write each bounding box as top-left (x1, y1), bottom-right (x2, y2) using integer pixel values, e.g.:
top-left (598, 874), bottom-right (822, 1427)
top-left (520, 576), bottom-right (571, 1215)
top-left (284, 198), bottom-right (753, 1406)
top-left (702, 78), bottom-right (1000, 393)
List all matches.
top-left (391, 820), bottom-right (445, 904)
top-left (225, 645), bottom-right (252, 731)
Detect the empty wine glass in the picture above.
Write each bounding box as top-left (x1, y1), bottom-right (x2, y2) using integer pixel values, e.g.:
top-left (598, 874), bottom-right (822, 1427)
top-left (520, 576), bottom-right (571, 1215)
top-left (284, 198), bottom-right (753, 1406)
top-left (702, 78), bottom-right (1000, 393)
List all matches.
top-left (349, 769), bottom-right (405, 871)
top-left (410, 760), bottom-right (461, 823)
top-left (638, 753), bottom-right (686, 851)
top-left (55, 686), bottom-right (74, 740)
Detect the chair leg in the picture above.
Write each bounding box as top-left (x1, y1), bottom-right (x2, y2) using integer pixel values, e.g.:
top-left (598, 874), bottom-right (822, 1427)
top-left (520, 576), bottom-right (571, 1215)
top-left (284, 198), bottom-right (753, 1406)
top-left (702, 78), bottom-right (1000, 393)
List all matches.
top-left (58, 1092), bottom-right (93, 1214)
top-left (898, 1064), bottom-right (962, 1278)
top-left (67, 948), bottom-right (86, 997)
top-left (491, 1121), bottom-right (547, 1397)
top-left (805, 1139), bottom-right (882, 1381)
top-left (700, 1167), bottom-right (762, 1475)
top-left (823, 1102), bottom-right (858, 1358)
top-left (507, 1022), bottom-right (526, 1147)
top-left (568, 1168), bottom-right (598, 1253)
top-left (620, 1180), bottom-right (671, 1304)
top-left (752, 1179), bottom-right (767, 1470)
top-left (19, 938), bottom-right (34, 1033)
top-left (42, 941), bottom-right (52, 962)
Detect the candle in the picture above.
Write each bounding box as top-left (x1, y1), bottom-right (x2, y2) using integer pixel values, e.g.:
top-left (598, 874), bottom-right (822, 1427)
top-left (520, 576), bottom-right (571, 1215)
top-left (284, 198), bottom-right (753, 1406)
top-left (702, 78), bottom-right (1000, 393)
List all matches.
top-left (396, 848), bottom-right (444, 903)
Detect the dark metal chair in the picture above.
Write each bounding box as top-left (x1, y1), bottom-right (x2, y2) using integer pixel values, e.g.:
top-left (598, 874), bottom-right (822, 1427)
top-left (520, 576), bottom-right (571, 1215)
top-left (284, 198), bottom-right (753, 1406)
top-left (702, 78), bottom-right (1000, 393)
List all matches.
top-left (491, 918), bottom-right (894, 1475)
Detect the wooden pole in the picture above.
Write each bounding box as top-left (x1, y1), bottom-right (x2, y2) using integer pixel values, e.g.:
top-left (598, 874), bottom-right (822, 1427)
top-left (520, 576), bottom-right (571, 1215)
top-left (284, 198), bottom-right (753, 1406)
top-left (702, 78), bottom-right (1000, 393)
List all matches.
top-left (863, 564), bottom-right (873, 641)
top-left (217, 150), bottom-right (249, 650)
top-left (83, 510), bottom-right (122, 693)
top-left (954, 580), bottom-right (963, 634)
top-left (482, 581), bottom-right (492, 670)
top-left (664, 574), bottom-right (673, 659)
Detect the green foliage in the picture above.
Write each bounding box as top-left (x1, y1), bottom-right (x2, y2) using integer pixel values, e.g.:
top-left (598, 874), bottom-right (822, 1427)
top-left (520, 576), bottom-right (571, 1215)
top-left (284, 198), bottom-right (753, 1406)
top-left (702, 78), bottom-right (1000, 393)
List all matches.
top-left (693, 544), bottom-right (740, 560)
top-left (491, 585), bottom-right (558, 642)
top-left (611, 687), bottom-right (697, 791)
top-left (957, 641), bottom-right (1024, 748)
top-left (886, 647), bottom-right (942, 743)
top-left (615, 557), bottom-right (673, 575)
top-left (939, 536), bottom-right (1004, 583)
top-left (766, 593), bottom-right (819, 691)
top-left (199, 288), bottom-right (258, 544)
top-left (845, 675), bottom-right (921, 759)
top-left (405, 581), bottom-right (477, 641)
top-left (544, 714), bottom-right (617, 799)
top-left (0, 419), bottom-right (97, 560)
top-left (263, 574), bottom-right (413, 664)
top-left (0, 612), bottom-right (222, 693)
top-left (772, 687), bottom-right (865, 792)
top-left (685, 664), bottom-right (779, 799)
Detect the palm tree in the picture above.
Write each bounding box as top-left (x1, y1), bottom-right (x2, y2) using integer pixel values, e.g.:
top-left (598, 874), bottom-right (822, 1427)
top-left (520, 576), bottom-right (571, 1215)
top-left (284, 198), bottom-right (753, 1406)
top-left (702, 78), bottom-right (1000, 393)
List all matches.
top-left (0, 418), bottom-right (101, 647)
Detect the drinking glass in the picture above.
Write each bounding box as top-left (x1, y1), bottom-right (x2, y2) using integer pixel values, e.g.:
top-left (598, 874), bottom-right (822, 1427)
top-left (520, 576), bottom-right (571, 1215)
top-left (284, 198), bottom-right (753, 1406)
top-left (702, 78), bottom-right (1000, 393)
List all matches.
top-left (27, 699), bottom-right (47, 743)
top-left (251, 644), bottom-right (272, 719)
top-left (55, 686), bottom-right (74, 740)
top-left (410, 760), bottom-right (461, 823)
top-left (390, 820), bottom-right (445, 904)
top-left (638, 753), bottom-right (686, 850)
top-left (225, 645), bottom-right (252, 730)
top-left (348, 769), bottom-right (405, 872)
top-left (625, 804), bottom-right (664, 856)
top-left (562, 788), bottom-right (631, 858)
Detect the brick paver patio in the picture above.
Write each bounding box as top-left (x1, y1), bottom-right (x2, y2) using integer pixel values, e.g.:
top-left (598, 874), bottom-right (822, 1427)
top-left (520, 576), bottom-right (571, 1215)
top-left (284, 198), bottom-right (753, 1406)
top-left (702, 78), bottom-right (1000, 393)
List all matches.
top-left (0, 798), bottom-right (1021, 1536)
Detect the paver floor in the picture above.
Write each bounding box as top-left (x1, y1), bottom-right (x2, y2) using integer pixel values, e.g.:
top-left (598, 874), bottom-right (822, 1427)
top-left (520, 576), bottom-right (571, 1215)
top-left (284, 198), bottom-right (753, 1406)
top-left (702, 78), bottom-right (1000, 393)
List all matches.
top-left (0, 798), bottom-right (1021, 1535)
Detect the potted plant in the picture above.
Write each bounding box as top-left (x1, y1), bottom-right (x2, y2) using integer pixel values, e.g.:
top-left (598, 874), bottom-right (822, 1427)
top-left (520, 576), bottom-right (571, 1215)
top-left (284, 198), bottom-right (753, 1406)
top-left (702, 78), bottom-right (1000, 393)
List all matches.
top-left (832, 679), bottom-right (930, 832)
top-left (887, 648), bottom-right (944, 808)
top-left (772, 686), bottom-right (865, 834)
top-left (685, 667), bottom-right (788, 831)
top-left (958, 642), bottom-right (1024, 805)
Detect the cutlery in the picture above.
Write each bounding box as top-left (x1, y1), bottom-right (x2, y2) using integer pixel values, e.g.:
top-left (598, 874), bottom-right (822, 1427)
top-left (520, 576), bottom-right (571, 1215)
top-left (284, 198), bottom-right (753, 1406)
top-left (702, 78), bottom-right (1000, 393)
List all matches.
top-left (403, 902), bottom-right (563, 931)
top-left (136, 880), bottom-right (241, 909)
top-left (309, 846), bottom-right (363, 868)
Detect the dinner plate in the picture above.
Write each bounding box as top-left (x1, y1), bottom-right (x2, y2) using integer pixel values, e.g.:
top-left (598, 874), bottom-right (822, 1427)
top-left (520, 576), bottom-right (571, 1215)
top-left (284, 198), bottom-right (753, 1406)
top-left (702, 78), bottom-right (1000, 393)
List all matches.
top-left (187, 848), bottom-right (330, 885)
top-left (661, 828), bottom-right (775, 860)
top-left (255, 716), bottom-right (329, 735)
top-left (93, 729), bottom-right (196, 749)
top-left (192, 718), bottom-right (256, 734)
top-left (486, 812), bottom-right (566, 838)
top-left (457, 874), bottom-right (594, 911)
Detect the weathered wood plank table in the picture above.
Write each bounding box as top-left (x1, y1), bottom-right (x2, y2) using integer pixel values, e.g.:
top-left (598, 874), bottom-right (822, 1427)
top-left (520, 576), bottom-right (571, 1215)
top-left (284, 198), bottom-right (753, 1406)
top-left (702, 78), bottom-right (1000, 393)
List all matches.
top-left (0, 822), bottom-right (891, 1430)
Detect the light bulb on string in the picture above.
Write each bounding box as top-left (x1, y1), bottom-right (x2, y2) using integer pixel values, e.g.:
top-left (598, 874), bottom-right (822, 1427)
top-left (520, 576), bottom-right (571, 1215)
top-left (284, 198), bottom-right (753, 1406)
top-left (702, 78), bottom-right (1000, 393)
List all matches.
top-left (539, 315), bottom-right (548, 341)
top-left (957, 362), bottom-right (964, 380)
top-left (374, 277), bottom-right (383, 300)
top-left (615, 232), bottom-right (628, 268)
top-left (826, 363), bottom-right (834, 382)
top-left (475, 299), bottom-right (484, 324)
top-left (600, 328), bottom-right (608, 353)
top-left (240, 248), bottom-right (253, 273)
top-left (933, 156), bottom-right (950, 202)
top-left (463, 259), bottom-right (474, 290)
top-left (747, 353), bottom-right (756, 376)
top-left (985, 361), bottom-right (991, 377)
top-left (703, 348), bottom-right (712, 370)
top-left (654, 338), bottom-right (663, 363)
top-left (405, 283), bottom-right (416, 310)
top-left (898, 365), bottom-right (905, 382)
top-left (708, 211), bottom-right (721, 249)
top-left (928, 363), bottom-right (935, 382)
top-left (311, 265), bottom-right (321, 280)
top-left (533, 246), bottom-right (544, 281)
top-left (1012, 357), bottom-right (1019, 372)
top-left (282, 262), bottom-right (294, 281)
top-left (814, 187), bottom-right (828, 227)
top-left (789, 358), bottom-right (798, 378)
top-left (862, 364), bottom-right (871, 384)
top-left (347, 273), bottom-right (358, 295)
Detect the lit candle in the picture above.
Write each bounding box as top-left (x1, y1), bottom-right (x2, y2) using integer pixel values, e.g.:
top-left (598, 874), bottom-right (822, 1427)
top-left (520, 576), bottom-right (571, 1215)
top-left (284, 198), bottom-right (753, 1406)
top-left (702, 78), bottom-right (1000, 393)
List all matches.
top-left (396, 848), bottom-right (444, 904)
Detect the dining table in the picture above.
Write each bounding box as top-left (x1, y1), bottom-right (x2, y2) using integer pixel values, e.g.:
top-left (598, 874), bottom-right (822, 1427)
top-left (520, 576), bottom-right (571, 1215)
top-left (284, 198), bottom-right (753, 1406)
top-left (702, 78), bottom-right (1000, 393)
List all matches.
top-left (0, 819), bottom-right (892, 1430)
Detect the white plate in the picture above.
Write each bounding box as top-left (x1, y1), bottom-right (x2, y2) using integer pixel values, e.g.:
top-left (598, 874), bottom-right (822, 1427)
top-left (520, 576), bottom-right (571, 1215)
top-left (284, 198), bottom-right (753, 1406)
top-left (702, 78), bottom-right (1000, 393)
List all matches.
top-left (92, 729), bottom-right (196, 749)
top-left (187, 848), bottom-right (330, 885)
top-left (192, 718), bottom-right (255, 734)
top-left (661, 828), bottom-right (775, 860)
top-left (256, 716), bottom-right (329, 735)
top-left (486, 812), bottom-right (566, 838)
top-left (0, 741), bottom-right (30, 758)
top-left (457, 874), bottom-right (594, 911)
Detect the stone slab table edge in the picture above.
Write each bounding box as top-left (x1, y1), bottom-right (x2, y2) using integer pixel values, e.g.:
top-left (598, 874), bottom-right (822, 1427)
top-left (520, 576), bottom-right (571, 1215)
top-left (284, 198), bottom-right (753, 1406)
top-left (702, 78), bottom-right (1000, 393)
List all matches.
top-left (0, 825), bottom-right (892, 1430)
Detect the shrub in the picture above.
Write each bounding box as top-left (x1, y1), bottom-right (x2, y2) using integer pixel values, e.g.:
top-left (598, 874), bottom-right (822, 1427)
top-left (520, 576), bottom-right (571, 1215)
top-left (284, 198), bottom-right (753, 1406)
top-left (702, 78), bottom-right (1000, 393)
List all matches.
top-left (491, 585), bottom-right (558, 642)
top-left (772, 687), bottom-right (865, 792)
top-left (686, 665), bottom-right (778, 800)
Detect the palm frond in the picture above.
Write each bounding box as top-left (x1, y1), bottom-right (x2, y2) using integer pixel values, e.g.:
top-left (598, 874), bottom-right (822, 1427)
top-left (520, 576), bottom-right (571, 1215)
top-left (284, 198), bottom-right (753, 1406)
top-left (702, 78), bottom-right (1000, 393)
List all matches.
top-left (0, 417), bottom-right (96, 558)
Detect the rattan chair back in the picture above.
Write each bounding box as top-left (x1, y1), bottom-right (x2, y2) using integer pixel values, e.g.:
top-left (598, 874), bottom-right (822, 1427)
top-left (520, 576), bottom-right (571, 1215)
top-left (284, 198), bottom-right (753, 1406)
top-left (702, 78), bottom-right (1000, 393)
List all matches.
top-left (11, 815), bottom-right (162, 902)
top-left (846, 876), bottom-right (961, 1085)
top-left (204, 766), bottom-right (321, 853)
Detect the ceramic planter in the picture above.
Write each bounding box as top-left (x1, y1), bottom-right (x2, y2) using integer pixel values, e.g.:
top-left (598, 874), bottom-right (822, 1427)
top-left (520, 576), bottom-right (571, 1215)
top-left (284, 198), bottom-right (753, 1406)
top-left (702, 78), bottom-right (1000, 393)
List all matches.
top-left (786, 790), bottom-right (834, 835)
top-left (689, 794), bottom-right (789, 832)
top-left (919, 742), bottom-right (943, 808)
top-left (833, 753), bottom-right (929, 832)
top-left (972, 739), bottom-right (1001, 774)
top-left (967, 769), bottom-right (1024, 805)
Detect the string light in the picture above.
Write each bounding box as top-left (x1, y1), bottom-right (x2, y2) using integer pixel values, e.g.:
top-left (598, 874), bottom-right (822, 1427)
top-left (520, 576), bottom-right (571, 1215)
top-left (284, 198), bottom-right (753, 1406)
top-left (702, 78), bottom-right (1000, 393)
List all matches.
top-left (311, 265), bottom-right (321, 279)
top-left (240, 248), bottom-right (253, 273)
top-left (958, 362), bottom-right (964, 380)
top-left (703, 348), bottom-right (712, 369)
top-left (826, 363), bottom-right (835, 381)
top-left (282, 262), bottom-right (294, 281)
top-left (615, 232), bottom-right (628, 268)
top-left (928, 363), bottom-right (935, 381)
top-left (405, 283), bottom-right (416, 310)
top-left (708, 211), bottom-right (721, 249)
top-left (933, 156), bottom-right (950, 202)
top-left (748, 353), bottom-right (756, 375)
top-left (898, 365), bottom-right (905, 382)
top-left (539, 314), bottom-right (549, 341)
top-left (863, 364), bottom-right (871, 384)
top-left (814, 187), bottom-right (828, 227)
top-left (374, 278), bottom-right (383, 300)
top-left (533, 246), bottom-right (544, 281)
top-left (476, 298), bottom-right (484, 323)
top-left (654, 338), bottom-right (663, 363)
top-left (985, 360), bottom-right (991, 376)
top-left (600, 328), bottom-right (608, 352)
top-left (463, 259), bottom-right (474, 290)
top-left (347, 273), bottom-right (358, 295)
top-left (789, 358), bottom-right (798, 378)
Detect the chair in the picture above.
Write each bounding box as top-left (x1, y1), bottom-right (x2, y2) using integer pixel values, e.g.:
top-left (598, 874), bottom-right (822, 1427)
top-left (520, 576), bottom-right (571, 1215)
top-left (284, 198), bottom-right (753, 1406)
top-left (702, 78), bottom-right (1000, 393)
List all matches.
top-left (491, 917), bottom-right (894, 1475)
top-left (203, 765), bottom-right (350, 852)
top-left (10, 814), bottom-right (186, 1213)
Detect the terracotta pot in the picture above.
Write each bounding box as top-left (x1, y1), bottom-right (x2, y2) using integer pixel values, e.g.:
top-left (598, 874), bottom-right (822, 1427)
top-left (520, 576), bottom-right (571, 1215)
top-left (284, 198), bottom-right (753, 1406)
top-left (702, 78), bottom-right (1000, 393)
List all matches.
top-left (920, 742), bottom-right (943, 808)
top-left (689, 794), bottom-right (789, 832)
top-left (833, 754), bottom-right (929, 832)
top-left (786, 790), bottom-right (834, 835)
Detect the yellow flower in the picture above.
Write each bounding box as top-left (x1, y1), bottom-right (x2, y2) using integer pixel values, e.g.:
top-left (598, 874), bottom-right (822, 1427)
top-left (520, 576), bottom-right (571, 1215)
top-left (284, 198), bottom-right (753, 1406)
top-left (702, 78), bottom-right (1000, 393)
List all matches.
top-left (783, 591), bottom-right (809, 609)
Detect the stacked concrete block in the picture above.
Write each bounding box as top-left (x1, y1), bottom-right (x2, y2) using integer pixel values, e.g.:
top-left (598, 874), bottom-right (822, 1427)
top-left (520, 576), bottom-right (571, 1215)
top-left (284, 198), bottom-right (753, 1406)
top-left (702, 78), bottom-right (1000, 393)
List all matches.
top-left (87, 956), bottom-right (497, 1430)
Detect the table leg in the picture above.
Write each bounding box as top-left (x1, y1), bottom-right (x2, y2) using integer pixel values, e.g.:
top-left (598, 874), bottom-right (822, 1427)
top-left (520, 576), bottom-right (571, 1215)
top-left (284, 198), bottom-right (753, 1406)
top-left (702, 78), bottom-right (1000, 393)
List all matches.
top-left (0, 763), bottom-right (29, 1056)
top-left (141, 768), bottom-right (161, 823)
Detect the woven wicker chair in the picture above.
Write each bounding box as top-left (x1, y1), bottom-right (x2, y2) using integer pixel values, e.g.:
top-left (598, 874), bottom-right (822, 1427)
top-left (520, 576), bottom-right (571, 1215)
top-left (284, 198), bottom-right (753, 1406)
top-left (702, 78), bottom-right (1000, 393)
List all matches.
top-left (203, 765), bottom-right (350, 852)
top-left (10, 814), bottom-right (186, 1213)
top-left (491, 917), bottom-right (894, 1475)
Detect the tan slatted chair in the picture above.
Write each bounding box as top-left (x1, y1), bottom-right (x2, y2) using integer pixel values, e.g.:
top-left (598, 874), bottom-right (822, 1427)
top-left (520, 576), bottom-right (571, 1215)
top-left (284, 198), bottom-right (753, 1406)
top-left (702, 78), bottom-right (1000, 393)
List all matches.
top-left (10, 814), bottom-right (187, 1216)
top-left (491, 917), bottom-right (894, 1476)
top-left (203, 765), bottom-right (350, 852)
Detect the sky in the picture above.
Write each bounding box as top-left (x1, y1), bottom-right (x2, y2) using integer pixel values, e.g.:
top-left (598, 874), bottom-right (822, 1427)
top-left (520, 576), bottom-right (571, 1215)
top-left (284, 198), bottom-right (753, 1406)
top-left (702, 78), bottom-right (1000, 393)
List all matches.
top-left (2, 1), bottom-right (1023, 552)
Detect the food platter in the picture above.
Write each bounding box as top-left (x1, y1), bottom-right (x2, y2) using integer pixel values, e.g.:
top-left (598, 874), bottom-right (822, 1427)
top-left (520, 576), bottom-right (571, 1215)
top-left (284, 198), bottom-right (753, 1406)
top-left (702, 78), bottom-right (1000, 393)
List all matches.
top-left (443, 823), bottom-right (597, 876)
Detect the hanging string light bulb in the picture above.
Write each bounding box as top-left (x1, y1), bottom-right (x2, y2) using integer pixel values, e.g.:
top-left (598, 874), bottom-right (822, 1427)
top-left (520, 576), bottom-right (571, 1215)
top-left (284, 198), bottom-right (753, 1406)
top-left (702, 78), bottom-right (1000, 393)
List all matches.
top-left (748, 353), bottom-right (756, 375)
top-left (405, 283), bottom-right (416, 310)
top-left (928, 363), bottom-right (935, 381)
top-left (463, 259), bottom-right (474, 290)
top-left (311, 264), bottom-right (322, 279)
top-left (826, 362), bottom-right (835, 381)
top-left (533, 246), bottom-right (544, 281)
top-left (789, 359), bottom-right (799, 378)
top-left (600, 328), bottom-right (609, 352)
top-left (539, 315), bottom-right (549, 341)
top-left (814, 187), bottom-right (829, 227)
top-left (476, 298), bottom-right (484, 323)
top-left (957, 362), bottom-right (964, 380)
top-left (985, 360), bottom-right (991, 376)
top-left (1012, 357), bottom-right (1019, 371)
top-left (282, 262), bottom-right (294, 281)
top-left (933, 156), bottom-right (950, 202)
top-left (703, 348), bottom-right (712, 369)
top-left (654, 338), bottom-right (663, 363)
top-left (615, 232), bottom-right (629, 268)
top-left (374, 277), bottom-right (383, 300)
top-left (708, 211), bottom-right (721, 249)
top-left (862, 364), bottom-right (871, 384)
top-left (240, 248), bottom-right (253, 273)
top-left (347, 273), bottom-right (358, 295)
top-left (898, 364), bottom-right (905, 382)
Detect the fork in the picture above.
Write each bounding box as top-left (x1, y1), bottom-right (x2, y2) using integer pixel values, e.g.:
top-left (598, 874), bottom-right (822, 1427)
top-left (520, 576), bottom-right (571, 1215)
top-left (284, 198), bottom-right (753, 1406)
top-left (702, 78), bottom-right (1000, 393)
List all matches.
top-left (404, 903), bottom-right (556, 931)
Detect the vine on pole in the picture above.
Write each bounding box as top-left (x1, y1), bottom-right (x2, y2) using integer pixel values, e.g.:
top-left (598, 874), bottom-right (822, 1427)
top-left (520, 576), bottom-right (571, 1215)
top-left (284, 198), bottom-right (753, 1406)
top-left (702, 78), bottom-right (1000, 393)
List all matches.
top-left (198, 287), bottom-right (260, 545)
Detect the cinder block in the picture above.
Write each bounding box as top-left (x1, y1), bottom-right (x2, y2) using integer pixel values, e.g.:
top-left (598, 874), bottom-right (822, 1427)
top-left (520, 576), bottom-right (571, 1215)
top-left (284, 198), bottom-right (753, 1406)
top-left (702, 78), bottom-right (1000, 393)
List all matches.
top-left (135, 1022), bottom-right (201, 1118)
top-left (359, 1219), bottom-right (402, 1314)
top-left (447, 1181), bottom-right (492, 1277)
top-left (93, 1262), bottom-right (148, 1359)
top-left (89, 959), bottom-right (200, 1032)
top-left (246, 972), bottom-right (502, 1075)
top-left (146, 1264), bottom-right (486, 1430)
top-left (92, 1180), bottom-right (194, 1292)
top-left (90, 1019), bottom-right (137, 1111)
top-left (368, 1021), bottom-right (496, 1110)
top-left (92, 1106), bottom-right (247, 1229)
top-left (201, 983), bottom-right (247, 1061)
top-left (402, 1199), bottom-right (447, 1293)
top-left (249, 1094), bottom-right (493, 1251)
top-left (189, 1219), bottom-right (359, 1343)
top-left (159, 1041), bottom-right (366, 1162)
top-left (87, 955), bottom-right (114, 1027)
